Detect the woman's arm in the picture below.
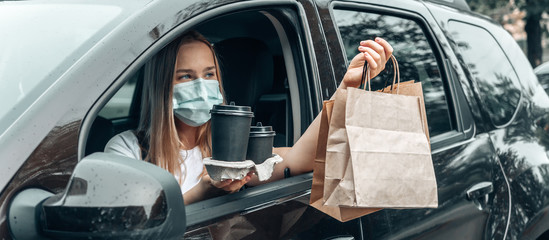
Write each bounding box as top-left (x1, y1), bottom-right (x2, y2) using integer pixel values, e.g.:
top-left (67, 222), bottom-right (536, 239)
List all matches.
top-left (183, 176), bottom-right (219, 205)
top-left (247, 38), bottom-right (393, 185)
top-left (246, 113), bottom-right (320, 185)
top-left (201, 38), bottom-right (393, 188)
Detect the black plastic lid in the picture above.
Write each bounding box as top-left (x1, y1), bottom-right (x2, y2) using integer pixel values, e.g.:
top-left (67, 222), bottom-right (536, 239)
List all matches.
top-left (249, 122), bottom-right (275, 137)
top-left (210, 102), bottom-right (253, 117)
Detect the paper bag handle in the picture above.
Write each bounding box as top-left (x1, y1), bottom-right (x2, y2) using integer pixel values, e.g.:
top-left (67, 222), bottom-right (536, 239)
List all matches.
top-left (361, 55), bottom-right (400, 94)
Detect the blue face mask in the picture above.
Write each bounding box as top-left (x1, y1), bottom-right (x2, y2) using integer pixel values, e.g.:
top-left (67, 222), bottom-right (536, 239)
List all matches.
top-left (172, 78), bottom-right (223, 127)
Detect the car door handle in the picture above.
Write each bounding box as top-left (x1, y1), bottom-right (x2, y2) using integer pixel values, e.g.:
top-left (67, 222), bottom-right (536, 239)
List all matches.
top-left (240, 190), bottom-right (311, 215)
top-left (466, 181), bottom-right (493, 200)
top-left (322, 236), bottom-right (355, 240)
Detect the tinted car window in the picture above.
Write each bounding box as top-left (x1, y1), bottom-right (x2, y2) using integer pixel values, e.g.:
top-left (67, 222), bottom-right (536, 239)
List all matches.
top-left (535, 61), bottom-right (549, 94)
top-left (448, 20), bottom-right (521, 126)
top-left (333, 9), bottom-right (453, 136)
top-left (99, 74), bottom-right (138, 120)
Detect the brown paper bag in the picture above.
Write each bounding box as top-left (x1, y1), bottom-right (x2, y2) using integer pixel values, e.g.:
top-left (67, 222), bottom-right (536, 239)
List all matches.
top-left (323, 55), bottom-right (438, 208)
top-left (309, 100), bottom-right (379, 222)
top-left (379, 80), bottom-right (430, 143)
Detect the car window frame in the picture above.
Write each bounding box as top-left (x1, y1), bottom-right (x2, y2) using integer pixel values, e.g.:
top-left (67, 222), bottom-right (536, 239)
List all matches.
top-left (79, 0), bottom-right (318, 229)
top-left (79, 0), bottom-right (295, 159)
top-left (329, 1), bottom-right (475, 150)
top-left (97, 71), bottom-right (141, 121)
top-left (184, 5), bottom-right (317, 228)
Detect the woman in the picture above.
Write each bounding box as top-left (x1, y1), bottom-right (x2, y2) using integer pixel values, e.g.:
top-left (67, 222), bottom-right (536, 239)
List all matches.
top-left (105, 31), bottom-right (393, 204)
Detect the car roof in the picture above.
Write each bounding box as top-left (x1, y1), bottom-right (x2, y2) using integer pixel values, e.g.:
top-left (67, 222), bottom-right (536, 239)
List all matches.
top-left (424, 0), bottom-right (470, 11)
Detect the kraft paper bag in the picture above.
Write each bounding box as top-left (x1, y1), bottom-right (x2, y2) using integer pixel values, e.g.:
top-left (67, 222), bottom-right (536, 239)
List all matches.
top-left (323, 55), bottom-right (438, 208)
top-left (380, 80), bottom-right (430, 143)
top-left (309, 100), bottom-right (379, 222)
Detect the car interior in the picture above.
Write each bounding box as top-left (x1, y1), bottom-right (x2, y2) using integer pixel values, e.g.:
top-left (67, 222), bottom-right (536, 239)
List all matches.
top-left (84, 10), bottom-right (302, 158)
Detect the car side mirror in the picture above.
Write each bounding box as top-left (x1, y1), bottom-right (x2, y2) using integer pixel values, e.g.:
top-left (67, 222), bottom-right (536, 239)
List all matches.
top-left (8, 152), bottom-right (186, 239)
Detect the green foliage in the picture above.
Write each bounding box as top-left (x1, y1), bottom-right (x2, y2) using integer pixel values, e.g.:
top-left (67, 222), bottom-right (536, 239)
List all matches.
top-left (466, 0), bottom-right (508, 14)
top-left (515, 0), bottom-right (549, 16)
top-left (517, 0), bottom-right (549, 41)
top-left (467, 0), bottom-right (549, 17)
top-left (466, 0), bottom-right (548, 38)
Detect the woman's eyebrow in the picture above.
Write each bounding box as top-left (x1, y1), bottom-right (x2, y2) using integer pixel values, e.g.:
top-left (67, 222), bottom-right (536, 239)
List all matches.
top-left (175, 69), bottom-right (194, 73)
top-left (203, 66), bottom-right (216, 72)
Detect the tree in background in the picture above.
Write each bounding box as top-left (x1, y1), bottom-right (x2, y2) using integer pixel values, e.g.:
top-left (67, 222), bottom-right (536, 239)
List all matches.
top-left (467, 0), bottom-right (508, 16)
top-left (468, 0), bottom-right (549, 67)
top-left (518, 0), bottom-right (549, 67)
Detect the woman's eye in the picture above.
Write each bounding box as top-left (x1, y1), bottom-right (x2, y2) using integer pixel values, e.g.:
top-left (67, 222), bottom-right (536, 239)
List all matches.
top-left (205, 72), bottom-right (215, 79)
top-left (178, 74), bottom-right (191, 80)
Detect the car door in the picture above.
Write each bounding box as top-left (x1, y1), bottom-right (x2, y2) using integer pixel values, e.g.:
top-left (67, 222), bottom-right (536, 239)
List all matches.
top-left (316, 0), bottom-right (511, 239)
top-left (1, 0), bottom-right (324, 239)
top-left (178, 2), bottom-right (356, 239)
top-left (426, 2), bottom-right (549, 239)
top-left (0, 1), bottom-right (156, 237)
top-left (79, 1), bottom-right (337, 239)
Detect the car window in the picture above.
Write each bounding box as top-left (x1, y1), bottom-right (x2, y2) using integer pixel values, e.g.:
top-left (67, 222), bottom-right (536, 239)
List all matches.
top-left (536, 62), bottom-right (549, 94)
top-left (83, 3), bottom-right (314, 233)
top-left (332, 9), bottom-right (453, 136)
top-left (93, 12), bottom-right (302, 150)
top-left (88, 9), bottom-right (303, 152)
top-left (448, 20), bottom-right (521, 126)
top-left (98, 74), bottom-right (138, 120)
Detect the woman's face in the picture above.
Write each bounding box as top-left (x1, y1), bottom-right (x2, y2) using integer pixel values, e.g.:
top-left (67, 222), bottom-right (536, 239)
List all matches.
top-left (173, 40), bottom-right (217, 85)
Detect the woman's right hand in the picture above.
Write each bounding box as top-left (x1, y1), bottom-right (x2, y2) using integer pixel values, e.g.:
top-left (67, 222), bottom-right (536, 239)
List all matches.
top-left (341, 37), bottom-right (393, 89)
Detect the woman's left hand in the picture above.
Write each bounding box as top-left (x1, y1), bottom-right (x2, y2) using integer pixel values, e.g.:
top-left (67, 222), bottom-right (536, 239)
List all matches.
top-left (184, 172), bottom-right (254, 204)
top-left (341, 37), bottom-right (393, 89)
top-left (209, 172), bottom-right (254, 193)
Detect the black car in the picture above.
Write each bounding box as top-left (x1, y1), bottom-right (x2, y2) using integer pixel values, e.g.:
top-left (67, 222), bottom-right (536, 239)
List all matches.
top-left (535, 61), bottom-right (549, 93)
top-left (2, 0), bottom-right (549, 239)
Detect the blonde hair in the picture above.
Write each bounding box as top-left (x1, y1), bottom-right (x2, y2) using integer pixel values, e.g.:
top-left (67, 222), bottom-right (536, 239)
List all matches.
top-left (136, 30), bottom-right (224, 181)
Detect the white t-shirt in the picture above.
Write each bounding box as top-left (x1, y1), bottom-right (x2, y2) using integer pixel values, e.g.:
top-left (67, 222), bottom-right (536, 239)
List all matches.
top-left (104, 130), bottom-right (204, 194)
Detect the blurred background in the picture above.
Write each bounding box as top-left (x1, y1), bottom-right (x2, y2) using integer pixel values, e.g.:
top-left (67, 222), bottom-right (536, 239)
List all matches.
top-left (466, 0), bottom-right (549, 67)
